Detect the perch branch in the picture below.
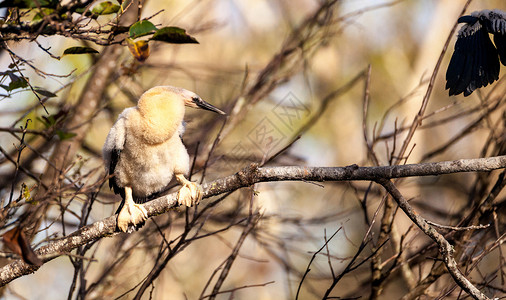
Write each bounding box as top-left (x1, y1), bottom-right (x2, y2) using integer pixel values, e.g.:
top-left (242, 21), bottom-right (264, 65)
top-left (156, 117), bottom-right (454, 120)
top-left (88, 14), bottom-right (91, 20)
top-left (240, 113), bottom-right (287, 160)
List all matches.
top-left (0, 156), bottom-right (503, 290)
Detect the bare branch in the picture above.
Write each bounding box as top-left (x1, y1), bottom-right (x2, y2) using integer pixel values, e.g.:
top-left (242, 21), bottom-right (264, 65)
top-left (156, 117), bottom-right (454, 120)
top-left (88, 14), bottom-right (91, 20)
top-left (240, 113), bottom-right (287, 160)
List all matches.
top-left (376, 179), bottom-right (490, 300)
top-left (0, 156), bottom-right (503, 287)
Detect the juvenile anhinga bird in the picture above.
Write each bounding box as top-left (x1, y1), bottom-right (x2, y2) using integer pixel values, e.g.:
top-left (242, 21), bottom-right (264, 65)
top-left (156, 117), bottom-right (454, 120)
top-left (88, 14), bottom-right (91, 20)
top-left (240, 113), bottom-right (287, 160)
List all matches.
top-left (103, 86), bottom-right (225, 232)
top-left (446, 9), bottom-right (506, 96)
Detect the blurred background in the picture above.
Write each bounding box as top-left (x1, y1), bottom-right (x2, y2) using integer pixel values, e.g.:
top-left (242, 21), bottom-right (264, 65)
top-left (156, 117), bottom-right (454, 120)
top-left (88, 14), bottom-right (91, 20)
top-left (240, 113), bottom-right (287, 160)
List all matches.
top-left (0, 0), bottom-right (505, 299)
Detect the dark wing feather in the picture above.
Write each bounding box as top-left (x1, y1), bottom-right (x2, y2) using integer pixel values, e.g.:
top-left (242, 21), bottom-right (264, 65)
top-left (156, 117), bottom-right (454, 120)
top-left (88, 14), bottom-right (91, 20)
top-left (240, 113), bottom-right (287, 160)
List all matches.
top-left (108, 143), bottom-right (127, 215)
top-left (103, 112), bottom-right (128, 213)
top-left (446, 32), bottom-right (468, 94)
top-left (446, 17), bottom-right (500, 96)
top-left (482, 10), bottom-right (506, 66)
top-left (493, 33), bottom-right (506, 66)
top-left (468, 28), bottom-right (499, 95)
top-left (481, 28), bottom-right (500, 85)
top-left (109, 148), bottom-right (125, 199)
top-left (446, 26), bottom-right (478, 96)
top-left (458, 30), bottom-right (478, 96)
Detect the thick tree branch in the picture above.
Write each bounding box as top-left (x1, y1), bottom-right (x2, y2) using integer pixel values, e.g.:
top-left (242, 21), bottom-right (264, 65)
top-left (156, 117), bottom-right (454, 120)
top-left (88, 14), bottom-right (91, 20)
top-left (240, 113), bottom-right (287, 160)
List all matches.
top-left (0, 155), bottom-right (504, 287)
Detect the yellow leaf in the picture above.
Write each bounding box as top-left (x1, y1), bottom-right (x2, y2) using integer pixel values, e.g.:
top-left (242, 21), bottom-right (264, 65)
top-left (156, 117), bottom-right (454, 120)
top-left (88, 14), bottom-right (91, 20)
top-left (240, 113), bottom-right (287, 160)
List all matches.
top-left (126, 38), bottom-right (150, 62)
top-left (22, 183), bottom-right (36, 204)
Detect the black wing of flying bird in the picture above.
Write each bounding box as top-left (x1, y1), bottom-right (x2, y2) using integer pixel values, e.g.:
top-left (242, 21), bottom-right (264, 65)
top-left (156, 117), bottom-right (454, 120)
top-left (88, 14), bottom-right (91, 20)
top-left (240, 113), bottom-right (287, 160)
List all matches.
top-left (446, 9), bottom-right (506, 96)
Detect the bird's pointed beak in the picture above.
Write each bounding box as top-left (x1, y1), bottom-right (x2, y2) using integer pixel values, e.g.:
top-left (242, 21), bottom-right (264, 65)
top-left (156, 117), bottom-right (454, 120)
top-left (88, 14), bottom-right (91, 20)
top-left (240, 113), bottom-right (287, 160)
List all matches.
top-left (187, 97), bottom-right (226, 115)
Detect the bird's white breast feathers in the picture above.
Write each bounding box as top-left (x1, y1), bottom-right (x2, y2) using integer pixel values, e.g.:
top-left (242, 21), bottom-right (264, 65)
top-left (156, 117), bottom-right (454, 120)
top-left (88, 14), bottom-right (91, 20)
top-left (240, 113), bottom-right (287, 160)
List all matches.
top-left (103, 85), bottom-right (203, 231)
top-left (118, 132), bottom-right (189, 197)
top-left (103, 106), bottom-right (190, 198)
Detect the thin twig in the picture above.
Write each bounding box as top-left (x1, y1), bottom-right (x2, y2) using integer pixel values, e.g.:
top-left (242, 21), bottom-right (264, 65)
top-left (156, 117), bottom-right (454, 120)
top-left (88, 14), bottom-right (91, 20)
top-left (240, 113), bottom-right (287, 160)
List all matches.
top-left (0, 156), bottom-right (503, 287)
top-left (376, 179), bottom-right (489, 300)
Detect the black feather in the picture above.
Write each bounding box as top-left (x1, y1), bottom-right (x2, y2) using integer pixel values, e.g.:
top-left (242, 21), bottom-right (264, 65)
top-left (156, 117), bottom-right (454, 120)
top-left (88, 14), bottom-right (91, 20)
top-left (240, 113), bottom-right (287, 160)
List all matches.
top-left (108, 148), bottom-right (126, 214)
top-left (494, 33), bottom-right (506, 65)
top-left (446, 33), bottom-right (467, 92)
top-left (109, 149), bottom-right (124, 198)
top-left (446, 9), bottom-right (506, 96)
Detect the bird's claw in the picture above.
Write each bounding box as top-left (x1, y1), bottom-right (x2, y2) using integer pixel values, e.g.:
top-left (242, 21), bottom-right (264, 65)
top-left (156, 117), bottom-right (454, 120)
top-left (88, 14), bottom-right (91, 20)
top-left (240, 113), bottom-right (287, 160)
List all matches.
top-left (117, 203), bottom-right (148, 232)
top-left (177, 181), bottom-right (203, 207)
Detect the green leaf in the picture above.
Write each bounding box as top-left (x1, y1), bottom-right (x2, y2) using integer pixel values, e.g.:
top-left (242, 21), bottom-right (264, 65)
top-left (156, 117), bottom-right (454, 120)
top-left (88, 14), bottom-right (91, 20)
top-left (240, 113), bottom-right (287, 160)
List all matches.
top-left (74, 7), bottom-right (86, 14)
top-left (62, 46), bottom-right (99, 56)
top-left (32, 8), bottom-right (54, 22)
top-left (34, 88), bottom-right (57, 98)
top-left (35, 117), bottom-right (47, 128)
top-left (129, 20), bottom-right (157, 39)
top-left (56, 130), bottom-right (77, 141)
top-left (151, 26), bottom-right (199, 44)
top-left (36, 116), bottom-right (54, 128)
top-left (0, 0), bottom-right (58, 9)
top-left (8, 74), bottom-right (28, 91)
top-left (91, 1), bottom-right (120, 15)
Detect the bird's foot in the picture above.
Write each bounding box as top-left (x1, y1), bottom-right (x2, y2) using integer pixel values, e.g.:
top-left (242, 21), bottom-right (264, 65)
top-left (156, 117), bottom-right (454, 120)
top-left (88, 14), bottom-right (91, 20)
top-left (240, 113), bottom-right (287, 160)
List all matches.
top-left (117, 203), bottom-right (148, 232)
top-left (176, 174), bottom-right (203, 207)
top-left (117, 187), bottom-right (148, 232)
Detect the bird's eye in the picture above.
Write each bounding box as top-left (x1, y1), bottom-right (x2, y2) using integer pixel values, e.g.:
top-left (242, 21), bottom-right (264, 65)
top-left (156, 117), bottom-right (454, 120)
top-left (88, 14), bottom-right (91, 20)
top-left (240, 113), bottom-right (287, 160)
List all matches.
top-left (192, 96), bottom-right (200, 102)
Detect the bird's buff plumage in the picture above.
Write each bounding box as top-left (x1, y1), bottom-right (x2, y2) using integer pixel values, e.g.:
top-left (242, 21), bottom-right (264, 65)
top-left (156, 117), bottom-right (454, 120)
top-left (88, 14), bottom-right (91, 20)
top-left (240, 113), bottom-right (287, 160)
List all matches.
top-left (103, 86), bottom-right (225, 232)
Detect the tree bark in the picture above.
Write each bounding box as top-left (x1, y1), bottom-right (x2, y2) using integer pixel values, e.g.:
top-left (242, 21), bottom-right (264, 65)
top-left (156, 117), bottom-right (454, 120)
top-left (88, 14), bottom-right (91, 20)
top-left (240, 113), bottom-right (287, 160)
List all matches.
top-left (0, 155), bottom-right (503, 287)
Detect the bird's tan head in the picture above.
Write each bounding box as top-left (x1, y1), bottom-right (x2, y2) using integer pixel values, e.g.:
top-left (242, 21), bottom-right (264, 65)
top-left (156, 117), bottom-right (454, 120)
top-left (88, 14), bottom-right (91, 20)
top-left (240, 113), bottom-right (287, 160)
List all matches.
top-left (177, 88), bottom-right (226, 115)
top-left (139, 86), bottom-right (225, 116)
top-left (136, 86), bottom-right (225, 143)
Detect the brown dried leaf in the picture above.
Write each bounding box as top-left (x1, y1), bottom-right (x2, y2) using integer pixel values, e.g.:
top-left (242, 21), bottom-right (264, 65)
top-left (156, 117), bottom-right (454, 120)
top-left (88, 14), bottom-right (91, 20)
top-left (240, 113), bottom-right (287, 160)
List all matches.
top-left (3, 227), bottom-right (43, 266)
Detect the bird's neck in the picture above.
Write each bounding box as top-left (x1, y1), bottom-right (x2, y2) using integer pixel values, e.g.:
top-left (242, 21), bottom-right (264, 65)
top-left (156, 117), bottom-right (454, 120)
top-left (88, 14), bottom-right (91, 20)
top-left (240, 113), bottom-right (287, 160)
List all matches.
top-left (136, 91), bottom-right (185, 144)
